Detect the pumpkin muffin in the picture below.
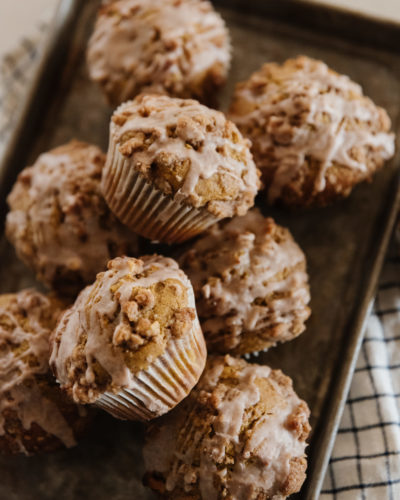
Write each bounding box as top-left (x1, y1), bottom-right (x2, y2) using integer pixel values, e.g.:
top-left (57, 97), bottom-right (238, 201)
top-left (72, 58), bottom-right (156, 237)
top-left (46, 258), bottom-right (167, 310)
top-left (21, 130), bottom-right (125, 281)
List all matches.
top-left (102, 94), bottom-right (260, 244)
top-left (179, 209), bottom-right (310, 355)
top-left (0, 290), bottom-right (91, 455)
top-left (6, 140), bottom-right (140, 296)
top-left (143, 355), bottom-right (311, 499)
top-left (87, 0), bottom-right (231, 106)
top-left (229, 56), bottom-right (395, 207)
top-left (50, 255), bottom-right (206, 421)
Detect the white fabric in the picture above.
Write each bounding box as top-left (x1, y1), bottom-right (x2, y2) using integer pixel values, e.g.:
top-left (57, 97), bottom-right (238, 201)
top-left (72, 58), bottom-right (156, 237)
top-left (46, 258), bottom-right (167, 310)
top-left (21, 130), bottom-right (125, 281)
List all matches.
top-left (1, 19), bottom-right (399, 500)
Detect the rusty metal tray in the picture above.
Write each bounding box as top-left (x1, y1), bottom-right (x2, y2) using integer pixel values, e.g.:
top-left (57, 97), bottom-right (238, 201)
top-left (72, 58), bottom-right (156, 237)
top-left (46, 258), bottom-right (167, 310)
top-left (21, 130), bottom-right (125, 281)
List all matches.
top-left (1, 0), bottom-right (399, 498)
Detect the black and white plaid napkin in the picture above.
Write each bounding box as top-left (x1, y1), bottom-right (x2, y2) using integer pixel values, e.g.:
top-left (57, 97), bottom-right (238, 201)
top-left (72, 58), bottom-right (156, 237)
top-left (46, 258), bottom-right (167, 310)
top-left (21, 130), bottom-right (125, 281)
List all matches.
top-left (321, 242), bottom-right (400, 499)
top-left (1, 19), bottom-right (399, 500)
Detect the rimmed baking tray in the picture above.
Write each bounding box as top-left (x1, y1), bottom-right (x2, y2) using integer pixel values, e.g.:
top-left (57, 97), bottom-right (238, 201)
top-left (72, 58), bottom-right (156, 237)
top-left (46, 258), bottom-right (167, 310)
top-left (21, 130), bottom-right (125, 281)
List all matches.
top-left (0, 0), bottom-right (399, 498)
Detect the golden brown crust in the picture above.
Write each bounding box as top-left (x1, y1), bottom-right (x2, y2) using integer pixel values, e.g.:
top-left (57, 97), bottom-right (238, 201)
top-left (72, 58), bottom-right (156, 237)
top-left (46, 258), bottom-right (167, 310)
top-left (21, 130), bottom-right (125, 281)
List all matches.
top-left (143, 356), bottom-right (311, 499)
top-left (179, 210), bottom-right (310, 355)
top-left (6, 140), bottom-right (140, 296)
top-left (50, 255), bottom-right (205, 413)
top-left (261, 156), bottom-right (381, 207)
top-left (106, 94), bottom-right (260, 218)
top-left (0, 290), bottom-right (92, 455)
top-left (229, 56), bottom-right (395, 207)
top-left (87, 0), bottom-right (231, 106)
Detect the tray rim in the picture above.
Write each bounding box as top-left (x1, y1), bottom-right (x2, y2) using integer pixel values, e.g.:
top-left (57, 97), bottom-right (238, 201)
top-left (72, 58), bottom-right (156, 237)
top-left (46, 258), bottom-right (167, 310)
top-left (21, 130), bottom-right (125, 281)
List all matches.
top-left (222, 0), bottom-right (400, 54)
top-left (303, 0), bottom-right (400, 26)
top-left (1, 1), bottom-right (400, 499)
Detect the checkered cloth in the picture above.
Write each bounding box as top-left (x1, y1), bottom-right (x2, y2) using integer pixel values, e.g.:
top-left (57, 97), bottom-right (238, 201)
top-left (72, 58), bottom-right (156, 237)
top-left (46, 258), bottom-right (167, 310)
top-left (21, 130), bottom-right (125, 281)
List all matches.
top-left (1, 15), bottom-right (399, 500)
top-left (321, 242), bottom-right (400, 499)
top-left (0, 18), bottom-right (48, 158)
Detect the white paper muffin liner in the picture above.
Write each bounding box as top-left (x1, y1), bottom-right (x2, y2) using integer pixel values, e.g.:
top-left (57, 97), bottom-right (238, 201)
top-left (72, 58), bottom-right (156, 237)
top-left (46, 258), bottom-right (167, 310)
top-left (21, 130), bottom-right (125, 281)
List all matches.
top-left (102, 138), bottom-right (220, 244)
top-left (95, 321), bottom-right (207, 421)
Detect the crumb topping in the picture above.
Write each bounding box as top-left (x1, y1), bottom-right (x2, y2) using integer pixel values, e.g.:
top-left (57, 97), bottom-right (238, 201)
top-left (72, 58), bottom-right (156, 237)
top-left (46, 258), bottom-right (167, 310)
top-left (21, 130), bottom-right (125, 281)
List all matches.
top-left (0, 290), bottom-right (77, 453)
top-left (229, 56), bottom-right (395, 204)
top-left (144, 355), bottom-right (311, 499)
top-left (6, 140), bottom-right (139, 294)
top-left (50, 255), bottom-right (199, 403)
top-left (106, 94), bottom-right (260, 218)
top-left (87, 0), bottom-right (231, 104)
top-left (179, 209), bottom-right (310, 353)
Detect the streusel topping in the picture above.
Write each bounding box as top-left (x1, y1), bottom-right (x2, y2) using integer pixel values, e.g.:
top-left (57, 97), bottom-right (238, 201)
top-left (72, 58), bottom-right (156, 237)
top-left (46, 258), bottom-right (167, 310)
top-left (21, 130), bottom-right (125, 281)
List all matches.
top-left (87, 0), bottom-right (231, 104)
top-left (144, 355), bottom-right (310, 499)
top-left (179, 209), bottom-right (310, 353)
top-left (106, 94), bottom-right (260, 218)
top-left (0, 290), bottom-right (76, 453)
top-left (230, 56), bottom-right (394, 204)
top-left (6, 140), bottom-right (139, 294)
top-left (50, 255), bottom-right (199, 403)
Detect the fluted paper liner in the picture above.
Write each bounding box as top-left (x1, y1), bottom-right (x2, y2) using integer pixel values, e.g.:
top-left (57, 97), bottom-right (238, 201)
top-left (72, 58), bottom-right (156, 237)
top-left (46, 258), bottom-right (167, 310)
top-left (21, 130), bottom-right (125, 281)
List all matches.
top-left (95, 322), bottom-right (207, 421)
top-left (102, 138), bottom-right (220, 244)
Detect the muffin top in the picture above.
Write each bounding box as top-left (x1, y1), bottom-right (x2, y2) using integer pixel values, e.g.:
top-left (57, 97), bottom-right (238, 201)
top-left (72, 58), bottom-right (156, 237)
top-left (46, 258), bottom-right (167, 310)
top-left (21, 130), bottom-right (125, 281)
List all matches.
top-left (144, 355), bottom-right (311, 499)
top-left (50, 255), bottom-right (200, 404)
top-left (0, 290), bottom-right (79, 454)
top-left (106, 94), bottom-right (260, 218)
top-left (6, 140), bottom-right (139, 295)
top-left (87, 0), bottom-right (231, 104)
top-left (179, 209), bottom-right (310, 353)
top-left (229, 56), bottom-right (395, 205)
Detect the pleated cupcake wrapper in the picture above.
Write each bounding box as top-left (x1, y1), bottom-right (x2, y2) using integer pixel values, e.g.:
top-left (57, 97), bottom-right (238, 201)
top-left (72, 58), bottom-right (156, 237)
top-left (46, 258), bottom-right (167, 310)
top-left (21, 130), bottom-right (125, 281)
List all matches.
top-left (95, 322), bottom-right (207, 421)
top-left (102, 140), bottom-right (220, 244)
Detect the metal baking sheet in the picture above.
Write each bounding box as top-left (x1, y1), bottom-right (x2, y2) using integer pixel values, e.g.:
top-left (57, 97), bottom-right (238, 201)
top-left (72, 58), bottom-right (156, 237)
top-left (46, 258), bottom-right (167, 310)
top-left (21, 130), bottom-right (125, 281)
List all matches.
top-left (0, 0), bottom-right (399, 498)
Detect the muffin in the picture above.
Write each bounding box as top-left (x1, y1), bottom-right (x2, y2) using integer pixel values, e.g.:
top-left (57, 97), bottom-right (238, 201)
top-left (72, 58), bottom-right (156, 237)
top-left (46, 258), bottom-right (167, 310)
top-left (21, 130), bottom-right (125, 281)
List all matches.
top-left (6, 140), bottom-right (140, 296)
top-left (87, 0), bottom-right (231, 106)
top-left (229, 56), bottom-right (395, 207)
top-left (179, 209), bottom-right (310, 355)
top-left (50, 254), bottom-right (207, 421)
top-left (143, 355), bottom-right (311, 499)
top-left (102, 94), bottom-right (260, 244)
top-left (0, 290), bottom-right (91, 455)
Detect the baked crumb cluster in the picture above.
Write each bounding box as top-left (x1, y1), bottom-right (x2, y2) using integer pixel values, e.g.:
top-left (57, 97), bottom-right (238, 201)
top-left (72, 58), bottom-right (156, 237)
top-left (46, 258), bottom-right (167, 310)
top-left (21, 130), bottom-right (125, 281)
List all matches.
top-left (179, 209), bottom-right (311, 354)
top-left (50, 255), bottom-right (201, 404)
top-left (106, 94), bottom-right (260, 218)
top-left (0, 290), bottom-right (89, 455)
top-left (229, 56), bottom-right (395, 206)
top-left (144, 355), bottom-right (311, 499)
top-left (6, 140), bottom-right (139, 295)
top-left (87, 0), bottom-right (231, 105)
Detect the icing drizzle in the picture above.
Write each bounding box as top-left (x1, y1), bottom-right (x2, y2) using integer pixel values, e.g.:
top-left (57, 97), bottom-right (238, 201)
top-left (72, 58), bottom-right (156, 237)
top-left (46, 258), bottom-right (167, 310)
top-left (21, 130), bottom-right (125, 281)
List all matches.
top-left (50, 255), bottom-right (199, 403)
top-left (179, 209), bottom-right (310, 350)
top-left (0, 290), bottom-right (76, 453)
top-left (107, 94), bottom-right (259, 217)
top-left (144, 355), bottom-right (310, 499)
top-left (230, 56), bottom-right (395, 202)
top-left (87, 0), bottom-right (231, 102)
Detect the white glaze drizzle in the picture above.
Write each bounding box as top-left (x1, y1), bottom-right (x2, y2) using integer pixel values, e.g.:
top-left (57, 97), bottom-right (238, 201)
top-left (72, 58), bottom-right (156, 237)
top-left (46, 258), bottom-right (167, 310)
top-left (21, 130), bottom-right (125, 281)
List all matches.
top-left (50, 255), bottom-right (198, 404)
top-left (179, 209), bottom-right (310, 348)
top-left (107, 94), bottom-right (259, 215)
top-left (87, 0), bottom-right (231, 101)
top-left (6, 141), bottom-right (138, 288)
top-left (230, 57), bottom-right (395, 202)
top-left (144, 355), bottom-right (309, 499)
top-left (0, 290), bottom-right (76, 452)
